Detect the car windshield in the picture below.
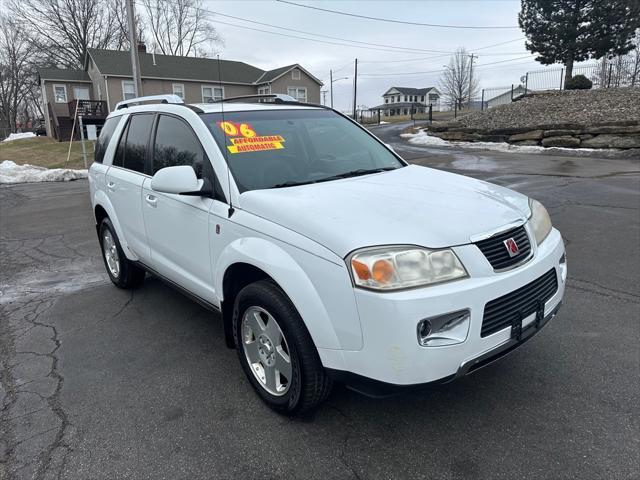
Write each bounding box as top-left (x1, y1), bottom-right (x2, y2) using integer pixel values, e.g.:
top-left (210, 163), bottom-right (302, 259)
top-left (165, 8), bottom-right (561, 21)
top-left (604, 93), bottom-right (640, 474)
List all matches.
top-left (200, 109), bottom-right (404, 192)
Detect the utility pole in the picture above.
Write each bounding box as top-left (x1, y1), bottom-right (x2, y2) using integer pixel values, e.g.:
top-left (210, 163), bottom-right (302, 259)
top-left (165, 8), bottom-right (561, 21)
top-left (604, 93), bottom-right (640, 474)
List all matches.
top-left (126, 0), bottom-right (142, 97)
top-left (329, 69), bottom-right (333, 108)
top-left (467, 53), bottom-right (476, 108)
top-left (352, 58), bottom-right (358, 119)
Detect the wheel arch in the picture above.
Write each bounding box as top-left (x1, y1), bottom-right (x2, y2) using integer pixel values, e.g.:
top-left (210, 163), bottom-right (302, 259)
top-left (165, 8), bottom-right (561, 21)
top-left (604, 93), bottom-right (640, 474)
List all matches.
top-left (216, 238), bottom-right (343, 352)
top-left (92, 191), bottom-right (138, 261)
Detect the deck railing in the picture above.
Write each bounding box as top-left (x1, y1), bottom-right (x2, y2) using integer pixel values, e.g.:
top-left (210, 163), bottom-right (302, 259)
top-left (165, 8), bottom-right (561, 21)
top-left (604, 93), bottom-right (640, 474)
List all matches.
top-left (67, 99), bottom-right (108, 119)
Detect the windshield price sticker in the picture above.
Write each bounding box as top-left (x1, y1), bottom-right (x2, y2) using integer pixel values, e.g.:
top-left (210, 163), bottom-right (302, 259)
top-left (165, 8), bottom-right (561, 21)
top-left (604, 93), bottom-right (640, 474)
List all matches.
top-left (216, 121), bottom-right (285, 154)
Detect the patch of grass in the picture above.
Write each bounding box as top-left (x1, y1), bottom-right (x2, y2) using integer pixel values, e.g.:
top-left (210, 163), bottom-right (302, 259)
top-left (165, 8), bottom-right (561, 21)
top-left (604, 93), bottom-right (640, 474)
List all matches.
top-left (0, 137), bottom-right (93, 170)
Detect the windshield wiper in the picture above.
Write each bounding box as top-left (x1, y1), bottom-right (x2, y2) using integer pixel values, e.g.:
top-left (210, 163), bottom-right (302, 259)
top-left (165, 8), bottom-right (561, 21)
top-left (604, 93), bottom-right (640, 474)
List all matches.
top-left (272, 167), bottom-right (399, 189)
top-left (272, 179), bottom-right (319, 188)
top-left (316, 166), bottom-right (399, 182)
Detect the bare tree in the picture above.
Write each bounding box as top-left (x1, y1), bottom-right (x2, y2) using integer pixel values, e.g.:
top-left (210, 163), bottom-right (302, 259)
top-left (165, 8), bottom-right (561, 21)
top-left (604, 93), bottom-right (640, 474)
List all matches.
top-left (9, 0), bottom-right (126, 69)
top-left (0, 15), bottom-right (35, 134)
top-left (439, 47), bottom-right (480, 110)
top-left (141, 0), bottom-right (221, 57)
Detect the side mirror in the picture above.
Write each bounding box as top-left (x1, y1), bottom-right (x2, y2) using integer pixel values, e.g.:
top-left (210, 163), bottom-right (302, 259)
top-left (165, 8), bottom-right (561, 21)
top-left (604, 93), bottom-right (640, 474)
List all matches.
top-left (150, 165), bottom-right (212, 196)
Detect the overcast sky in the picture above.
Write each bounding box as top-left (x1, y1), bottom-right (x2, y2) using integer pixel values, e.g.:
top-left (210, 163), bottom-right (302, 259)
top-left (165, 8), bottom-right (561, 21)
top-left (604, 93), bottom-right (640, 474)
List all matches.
top-left (210, 0), bottom-right (544, 109)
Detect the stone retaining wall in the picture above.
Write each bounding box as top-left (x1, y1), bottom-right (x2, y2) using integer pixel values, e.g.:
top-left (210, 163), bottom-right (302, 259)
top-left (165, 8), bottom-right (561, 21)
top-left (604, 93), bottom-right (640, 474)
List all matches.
top-left (426, 120), bottom-right (640, 149)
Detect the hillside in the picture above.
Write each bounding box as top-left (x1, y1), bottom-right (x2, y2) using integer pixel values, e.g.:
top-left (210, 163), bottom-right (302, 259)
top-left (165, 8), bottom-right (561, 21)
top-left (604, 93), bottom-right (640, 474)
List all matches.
top-left (424, 88), bottom-right (640, 149)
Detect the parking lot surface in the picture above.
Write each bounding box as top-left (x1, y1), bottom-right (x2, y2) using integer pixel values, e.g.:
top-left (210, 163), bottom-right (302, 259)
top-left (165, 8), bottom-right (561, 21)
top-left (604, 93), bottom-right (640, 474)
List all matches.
top-left (1, 125), bottom-right (639, 479)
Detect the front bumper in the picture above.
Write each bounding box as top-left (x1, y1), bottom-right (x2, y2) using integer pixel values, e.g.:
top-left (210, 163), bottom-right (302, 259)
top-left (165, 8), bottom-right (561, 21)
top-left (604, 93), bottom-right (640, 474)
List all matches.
top-left (318, 226), bottom-right (566, 387)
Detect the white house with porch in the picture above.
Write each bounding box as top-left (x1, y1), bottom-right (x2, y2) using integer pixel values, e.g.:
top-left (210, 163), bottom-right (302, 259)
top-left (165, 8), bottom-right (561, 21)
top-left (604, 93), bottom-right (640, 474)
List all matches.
top-left (370, 87), bottom-right (441, 117)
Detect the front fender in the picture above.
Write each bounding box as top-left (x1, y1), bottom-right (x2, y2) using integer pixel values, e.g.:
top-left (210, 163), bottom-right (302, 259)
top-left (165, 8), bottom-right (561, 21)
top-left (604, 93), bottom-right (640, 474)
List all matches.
top-left (215, 237), bottom-right (363, 351)
top-left (92, 190), bottom-right (139, 262)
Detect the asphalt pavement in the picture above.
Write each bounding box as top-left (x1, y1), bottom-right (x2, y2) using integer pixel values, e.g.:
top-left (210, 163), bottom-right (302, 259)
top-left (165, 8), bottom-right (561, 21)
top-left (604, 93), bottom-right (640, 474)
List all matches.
top-left (1, 123), bottom-right (639, 479)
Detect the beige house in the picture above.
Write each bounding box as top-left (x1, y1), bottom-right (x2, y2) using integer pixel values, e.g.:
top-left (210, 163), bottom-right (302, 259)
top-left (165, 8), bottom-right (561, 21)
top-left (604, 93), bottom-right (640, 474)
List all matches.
top-left (38, 46), bottom-right (323, 140)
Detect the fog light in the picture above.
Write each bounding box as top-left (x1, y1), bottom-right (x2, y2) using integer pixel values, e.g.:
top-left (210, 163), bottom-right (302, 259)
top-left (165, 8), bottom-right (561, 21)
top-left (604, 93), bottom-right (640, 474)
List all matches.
top-left (417, 309), bottom-right (470, 347)
top-left (559, 252), bottom-right (567, 283)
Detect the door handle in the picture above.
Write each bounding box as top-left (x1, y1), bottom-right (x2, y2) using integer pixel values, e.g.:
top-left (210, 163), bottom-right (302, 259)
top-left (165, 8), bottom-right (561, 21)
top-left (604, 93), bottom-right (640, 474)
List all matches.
top-left (145, 194), bottom-right (158, 206)
top-left (106, 181), bottom-right (116, 190)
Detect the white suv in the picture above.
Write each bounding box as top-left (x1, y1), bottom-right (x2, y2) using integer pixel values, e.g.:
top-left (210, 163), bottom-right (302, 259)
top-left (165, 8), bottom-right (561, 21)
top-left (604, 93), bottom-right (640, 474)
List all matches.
top-left (89, 94), bottom-right (567, 413)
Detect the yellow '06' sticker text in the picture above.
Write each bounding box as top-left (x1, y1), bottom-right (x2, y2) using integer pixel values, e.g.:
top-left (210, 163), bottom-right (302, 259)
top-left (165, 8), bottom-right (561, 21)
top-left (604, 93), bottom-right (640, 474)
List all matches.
top-left (216, 121), bottom-right (286, 154)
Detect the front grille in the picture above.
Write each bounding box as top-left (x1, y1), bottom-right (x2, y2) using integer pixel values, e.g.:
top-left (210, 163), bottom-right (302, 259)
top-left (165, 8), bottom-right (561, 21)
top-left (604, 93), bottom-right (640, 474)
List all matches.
top-left (475, 225), bottom-right (531, 271)
top-left (481, 268), bottom-right (558, 337)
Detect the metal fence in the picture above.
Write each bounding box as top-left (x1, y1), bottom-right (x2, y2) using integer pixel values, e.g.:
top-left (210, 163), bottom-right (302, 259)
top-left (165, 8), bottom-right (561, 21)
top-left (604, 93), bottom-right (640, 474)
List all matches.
top-left (476, 85), bottom-right (527, 110)
top-left (526, 59), bottom-right (638, 91)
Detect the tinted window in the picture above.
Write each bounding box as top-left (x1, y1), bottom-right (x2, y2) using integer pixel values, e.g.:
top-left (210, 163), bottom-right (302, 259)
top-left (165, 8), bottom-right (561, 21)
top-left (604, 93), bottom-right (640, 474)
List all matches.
top-left (94, 116), bottom-right (121, 164)
top-left (123, 114), bottom-right (154, 173)
top-left (201, 109), bottom-right (403, 192)
top-left (152, 115), bottom-right (205, 176)
top-left (113, 121), bottom-right (128, 167)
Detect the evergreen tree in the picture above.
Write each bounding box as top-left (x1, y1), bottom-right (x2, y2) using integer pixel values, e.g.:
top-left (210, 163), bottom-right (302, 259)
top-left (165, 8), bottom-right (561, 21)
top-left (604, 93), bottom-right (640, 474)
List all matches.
top-left (519, 0), bottom-right (640, 84)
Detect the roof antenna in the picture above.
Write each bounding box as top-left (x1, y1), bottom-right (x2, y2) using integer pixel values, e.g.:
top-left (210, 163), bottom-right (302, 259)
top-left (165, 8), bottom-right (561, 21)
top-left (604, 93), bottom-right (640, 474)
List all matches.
top-left (217, 55), bottom-right (234, 218)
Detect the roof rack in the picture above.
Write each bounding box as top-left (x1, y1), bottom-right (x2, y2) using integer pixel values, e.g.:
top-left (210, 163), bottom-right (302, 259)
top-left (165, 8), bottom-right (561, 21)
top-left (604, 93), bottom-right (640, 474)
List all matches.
top-left (115, 94), bottom-right (184, 110)
top-left (212, 93), bottom-right (332, 111)
top-left (214, 93), bottom-right (298, 104)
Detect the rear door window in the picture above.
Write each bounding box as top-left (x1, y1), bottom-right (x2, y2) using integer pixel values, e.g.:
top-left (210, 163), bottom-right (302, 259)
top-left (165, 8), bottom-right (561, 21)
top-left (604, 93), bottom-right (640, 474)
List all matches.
top-left (94, 116), bottom-right (121, 164)
top-left (122, 114), bottom-right (154, 174)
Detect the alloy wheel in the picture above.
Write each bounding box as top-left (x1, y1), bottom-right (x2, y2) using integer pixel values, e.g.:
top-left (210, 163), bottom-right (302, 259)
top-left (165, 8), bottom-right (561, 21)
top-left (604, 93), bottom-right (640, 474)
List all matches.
top-left (241, 306), bottom-right (292, 396)
top-left (102, 230), bottom-right (120, 278)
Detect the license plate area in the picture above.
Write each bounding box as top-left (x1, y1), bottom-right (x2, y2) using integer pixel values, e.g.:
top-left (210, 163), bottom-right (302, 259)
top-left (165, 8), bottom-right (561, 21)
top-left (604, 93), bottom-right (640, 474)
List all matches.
top-left (511, 300), bottom-right (545, 340)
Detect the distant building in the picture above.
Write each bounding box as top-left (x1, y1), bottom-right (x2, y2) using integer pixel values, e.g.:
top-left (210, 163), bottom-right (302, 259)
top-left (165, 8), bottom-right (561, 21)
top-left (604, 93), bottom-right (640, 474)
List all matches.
top-left (370, 86), bottom-right (441, 117)
top-left (37, 46), bottom-right (322, 141)
top-left (486, 85), bottom-right (526, 109)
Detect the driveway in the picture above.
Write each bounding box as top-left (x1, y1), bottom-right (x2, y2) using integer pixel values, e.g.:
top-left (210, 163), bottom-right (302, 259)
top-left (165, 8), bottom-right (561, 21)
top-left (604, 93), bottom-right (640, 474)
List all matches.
top-left (1, 129), bottom-right (639, 479)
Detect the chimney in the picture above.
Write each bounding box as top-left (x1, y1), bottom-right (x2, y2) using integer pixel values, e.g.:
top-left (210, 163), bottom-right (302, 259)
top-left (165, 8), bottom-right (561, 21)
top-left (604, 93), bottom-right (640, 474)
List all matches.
top-left (137, 43), bottom-right (147, 53)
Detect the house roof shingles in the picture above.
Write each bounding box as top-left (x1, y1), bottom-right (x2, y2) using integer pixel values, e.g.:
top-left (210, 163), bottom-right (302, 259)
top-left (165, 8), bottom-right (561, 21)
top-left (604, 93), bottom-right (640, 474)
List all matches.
top-left (37, 68), bottom-right (91, 82)
top-left (255, 64), bottom-right (297, 84)
top-left (87, 48), bottom-right (266, 84)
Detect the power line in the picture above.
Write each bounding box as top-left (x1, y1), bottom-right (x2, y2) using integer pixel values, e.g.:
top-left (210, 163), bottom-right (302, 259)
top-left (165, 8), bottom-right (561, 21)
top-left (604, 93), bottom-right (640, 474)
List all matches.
top-left (202, 7), bottom-right (458, 54)
top-left (358, 38), bottom-right (527, 63)
top-left (359, 55), bottom-right (533, 77)
top-left (276, 0), bottom-right (520, 29)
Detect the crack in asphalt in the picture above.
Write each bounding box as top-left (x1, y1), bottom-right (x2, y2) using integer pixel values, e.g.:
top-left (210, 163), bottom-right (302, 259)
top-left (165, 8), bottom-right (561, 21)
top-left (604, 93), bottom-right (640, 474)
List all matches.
top-left (328, 404), bottom-right (363, 480)
top-left (1, 294), bottom-right (77, 480)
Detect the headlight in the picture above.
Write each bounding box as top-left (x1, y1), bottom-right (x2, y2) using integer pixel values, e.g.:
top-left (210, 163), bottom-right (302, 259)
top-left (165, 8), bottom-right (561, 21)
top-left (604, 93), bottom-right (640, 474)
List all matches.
top-left (348, 246), bottom-right (467, 291)
top-left (528, 198), bottom-right (552, 245)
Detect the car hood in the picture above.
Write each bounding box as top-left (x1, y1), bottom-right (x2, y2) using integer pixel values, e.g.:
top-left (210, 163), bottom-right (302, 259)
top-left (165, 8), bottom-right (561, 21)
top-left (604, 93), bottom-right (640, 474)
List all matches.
top-left (239, 164), bottom-right (531, 257)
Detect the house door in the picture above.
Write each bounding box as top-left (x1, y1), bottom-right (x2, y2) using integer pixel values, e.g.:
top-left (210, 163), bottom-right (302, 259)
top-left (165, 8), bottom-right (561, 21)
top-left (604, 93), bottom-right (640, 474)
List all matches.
top-left (73, 87), bottom-right (90, 100)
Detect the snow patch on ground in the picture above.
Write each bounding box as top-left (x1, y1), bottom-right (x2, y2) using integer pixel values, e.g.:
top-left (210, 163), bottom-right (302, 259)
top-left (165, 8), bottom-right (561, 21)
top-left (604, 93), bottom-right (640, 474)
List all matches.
top-left (402, 129), bottom-right (613, 156)
top-left (2, 132), bottom-right (36, 142)
top-left (0, 160), bottom-right (88, 184)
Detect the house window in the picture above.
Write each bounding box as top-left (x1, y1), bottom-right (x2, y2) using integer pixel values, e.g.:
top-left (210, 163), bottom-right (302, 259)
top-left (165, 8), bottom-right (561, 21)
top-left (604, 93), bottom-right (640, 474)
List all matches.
top-left (122, 81), bottom-right (136, 100)
top-left (421, 95), bottom-right (425, 102)
top-left (384, 98), bottom-right (388, 103)
top-left (202, 85), bottom-right (223, 103)
top-left (404, 95), bottom-right (407, 101)
top-left (287, 87), bottom-right (307, 102)
top-left (172, 83), bottom-right (185, 99)
top-left (428, 93), bottom-right (439, 102)
top-left (258, 85), bottom-right (271, 95)
top-left (53, 85), bottom-right (67, 103)
top-left (291, 69), bottom-right (300, 80)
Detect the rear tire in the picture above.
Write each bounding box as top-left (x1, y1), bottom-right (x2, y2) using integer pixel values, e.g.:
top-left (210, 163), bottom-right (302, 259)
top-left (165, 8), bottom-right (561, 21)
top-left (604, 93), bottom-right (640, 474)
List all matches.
top-left (98, 217), bottom-right (145, 289)
top-left (233, 280), bottom-right (332, 414)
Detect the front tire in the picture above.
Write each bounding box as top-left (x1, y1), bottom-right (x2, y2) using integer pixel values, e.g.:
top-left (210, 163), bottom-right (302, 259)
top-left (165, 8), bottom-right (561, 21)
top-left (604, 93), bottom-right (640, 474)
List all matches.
top-left (98, 217), bottom-right (145, 289)
top-left (233, 280), bottom-right (332, 414)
